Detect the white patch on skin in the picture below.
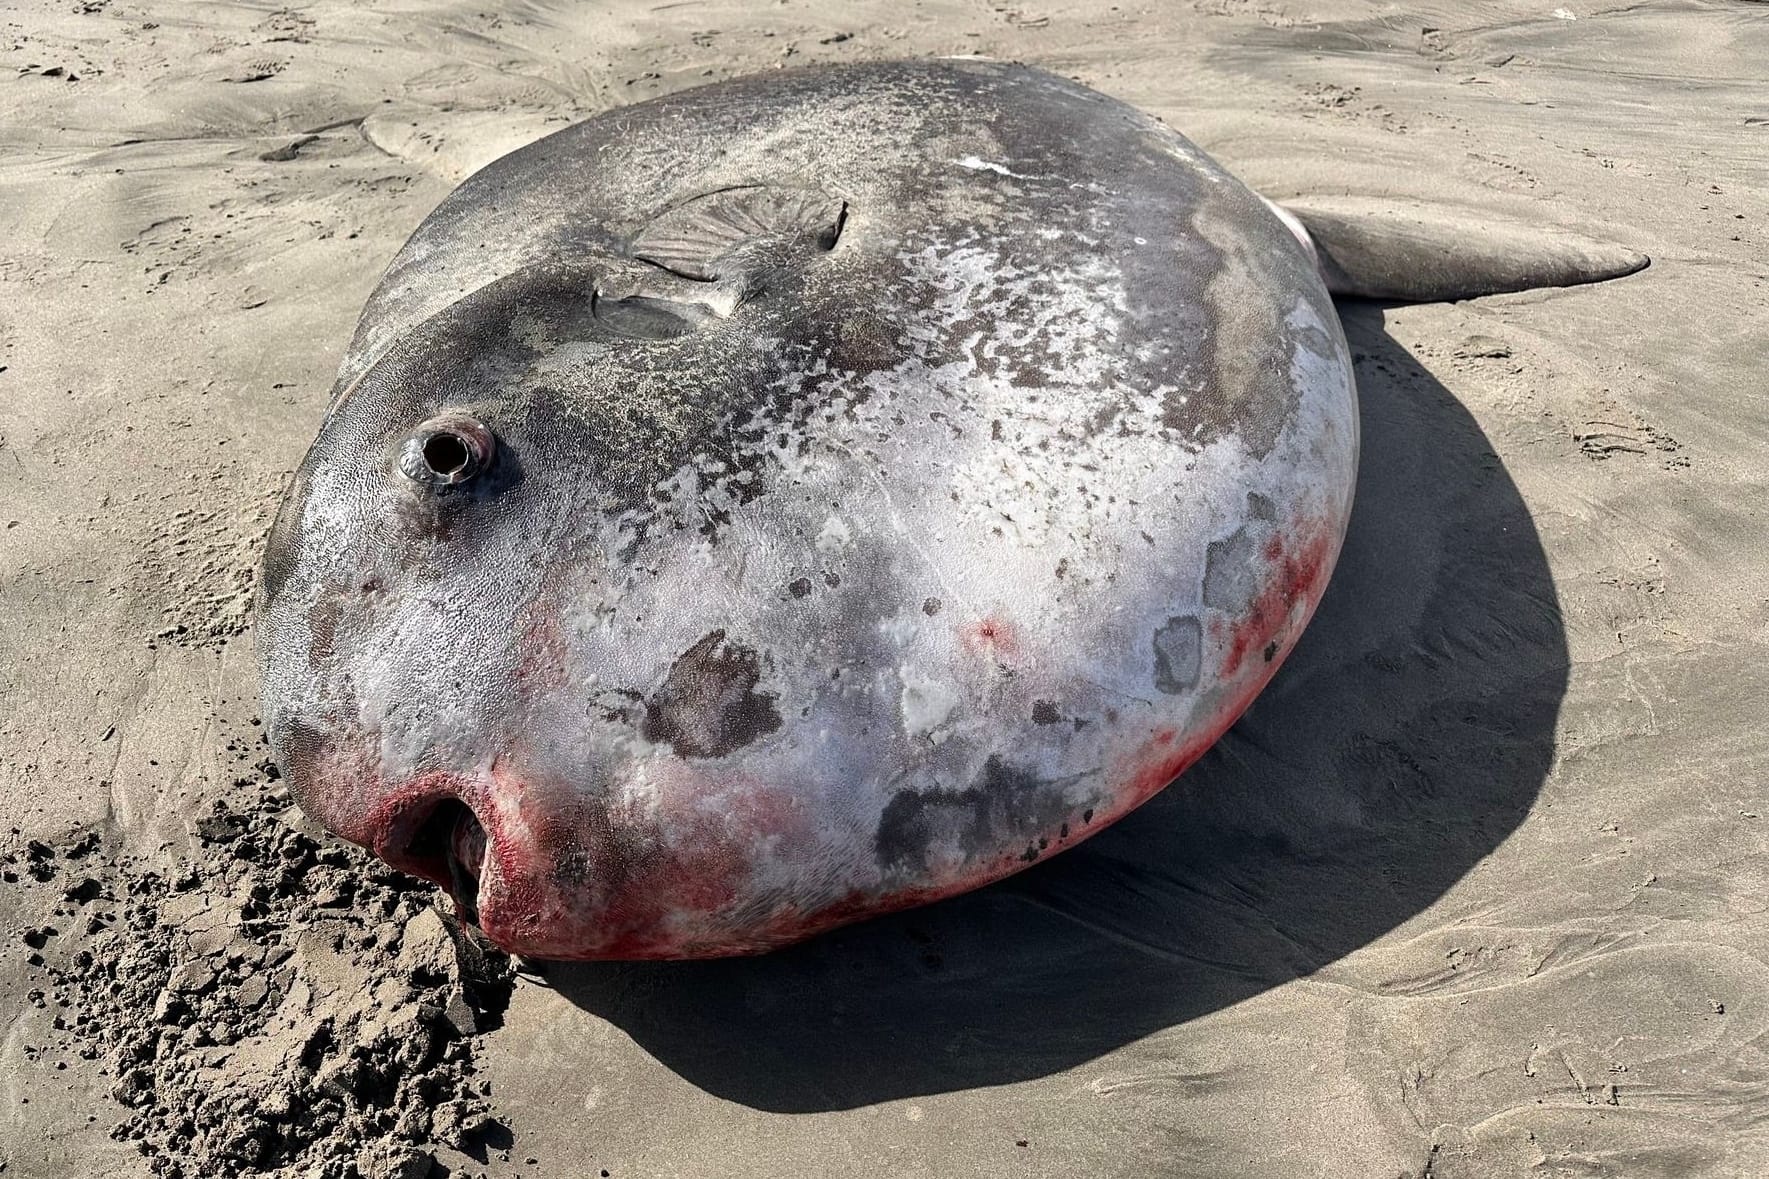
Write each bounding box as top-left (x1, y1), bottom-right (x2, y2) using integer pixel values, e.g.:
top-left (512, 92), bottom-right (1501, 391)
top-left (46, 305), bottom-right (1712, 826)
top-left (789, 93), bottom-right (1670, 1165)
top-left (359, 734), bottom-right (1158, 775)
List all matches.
top-left (951, 155), bottom-right (1035, 179)
top-left (816, 513), bottom-right (853, 554)
top-left (891, 238), bottom-right (1155, 548)
top-left (900, 673), bottom-right (962, 740)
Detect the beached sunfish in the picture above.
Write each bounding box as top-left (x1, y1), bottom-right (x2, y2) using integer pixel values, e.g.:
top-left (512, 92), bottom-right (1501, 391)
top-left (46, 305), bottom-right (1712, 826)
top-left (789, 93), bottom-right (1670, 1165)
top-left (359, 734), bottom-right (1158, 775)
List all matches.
top-left (257, 60), bottom-right (1645, 959)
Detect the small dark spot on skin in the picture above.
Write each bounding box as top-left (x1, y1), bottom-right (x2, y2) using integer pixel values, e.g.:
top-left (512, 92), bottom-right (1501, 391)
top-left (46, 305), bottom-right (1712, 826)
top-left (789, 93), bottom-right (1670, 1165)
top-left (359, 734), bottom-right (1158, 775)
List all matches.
top-left (923, 597), bottom-right (943, 616)
top-left (788, 576), bottom-right (813, 599)
top-left (1247, 492), bottom-right (1277, 521)
top-left (1263, 640), bottom-right (1279, 662)
top-left (1083, 808), bottom-right (1094, 824)
top-left (1031, 700), bottom-right (1061, 725)
top-left (1054, 557), bottom-right (1069, 579)
top-left (1059, 823), bottom-right (1069, 838)
top-left (642, 630), bottom-right (783, 758)
top-left (991, 419), bottom-right (1005, 441)
top-left (824, 571), bottom-right (841, 588)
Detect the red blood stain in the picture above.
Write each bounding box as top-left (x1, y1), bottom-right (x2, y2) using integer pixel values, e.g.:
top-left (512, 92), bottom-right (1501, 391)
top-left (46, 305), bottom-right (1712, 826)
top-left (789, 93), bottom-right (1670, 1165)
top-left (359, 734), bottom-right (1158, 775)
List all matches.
top-left (486, 756), bottom-right (1083, 960)
top-left (302, 517), bottom-right (1347, 960)
top-left (960, 615), bottom-right (1019, 658)
top-left (346, 750), bottom-right (995, 960)
top-left (1121, 679), bottom-right (1262, 810)
top-left (915, 514), bottom-right (1349, 904)
top-left (478, 760), bottom-right (821, 959)
top-left (334, 749), bottom-right (818, 960)
top-left (1220, 522), bottom-right (1335, 677)
top-left (363, 770), bottom-right (485, 886)
top-left (1112, 515), bottom-right (1344, 819)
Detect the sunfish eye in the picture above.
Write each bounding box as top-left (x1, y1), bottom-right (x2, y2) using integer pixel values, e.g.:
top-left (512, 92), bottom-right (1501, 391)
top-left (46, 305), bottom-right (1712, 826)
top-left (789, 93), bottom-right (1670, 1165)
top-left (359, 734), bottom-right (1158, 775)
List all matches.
top-left (399, 413), bottom-right (495, 486)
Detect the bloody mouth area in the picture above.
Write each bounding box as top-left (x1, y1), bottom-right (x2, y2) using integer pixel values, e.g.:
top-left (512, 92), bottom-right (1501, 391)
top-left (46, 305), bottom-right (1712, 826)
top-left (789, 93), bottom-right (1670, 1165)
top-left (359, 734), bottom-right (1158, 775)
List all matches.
top-left (369, 781), bottom-right (491, 921)
top-left (398, 799), bottom-right (488, 922)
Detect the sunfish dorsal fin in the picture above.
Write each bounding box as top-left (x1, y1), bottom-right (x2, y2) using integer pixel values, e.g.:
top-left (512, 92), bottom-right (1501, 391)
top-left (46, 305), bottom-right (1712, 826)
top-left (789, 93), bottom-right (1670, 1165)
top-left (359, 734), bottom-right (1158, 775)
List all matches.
top-left (1275, 196), bottom-right (1648, 303)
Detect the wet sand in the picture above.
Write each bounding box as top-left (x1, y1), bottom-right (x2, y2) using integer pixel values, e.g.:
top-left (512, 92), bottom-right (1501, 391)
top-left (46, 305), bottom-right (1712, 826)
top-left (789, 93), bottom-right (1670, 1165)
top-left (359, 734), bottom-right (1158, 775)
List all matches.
top-left (2, 1), bottom-right (1766, 1176)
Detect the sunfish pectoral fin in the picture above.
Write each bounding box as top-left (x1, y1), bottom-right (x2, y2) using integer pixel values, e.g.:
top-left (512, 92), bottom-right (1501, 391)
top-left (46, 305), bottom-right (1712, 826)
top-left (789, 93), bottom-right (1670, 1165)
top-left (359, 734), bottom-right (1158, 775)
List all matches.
top-left (1271, 196), bottom-right (1649, 303)
top-left (631, 184), bottom-right (848, 282)
top-left (592, 258), bottom-right (745, 335)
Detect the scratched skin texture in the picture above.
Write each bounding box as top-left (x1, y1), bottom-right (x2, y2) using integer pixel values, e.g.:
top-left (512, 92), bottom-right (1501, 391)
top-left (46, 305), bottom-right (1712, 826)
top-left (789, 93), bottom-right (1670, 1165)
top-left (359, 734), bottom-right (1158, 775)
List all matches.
top-left (256, 61), bottom-right (1358, 959)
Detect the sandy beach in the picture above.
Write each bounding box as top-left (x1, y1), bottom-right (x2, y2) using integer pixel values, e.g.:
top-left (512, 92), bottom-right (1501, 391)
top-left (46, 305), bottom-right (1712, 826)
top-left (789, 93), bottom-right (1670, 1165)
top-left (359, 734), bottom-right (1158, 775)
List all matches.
top-left (2, 1), bottom-right (1766, 1175)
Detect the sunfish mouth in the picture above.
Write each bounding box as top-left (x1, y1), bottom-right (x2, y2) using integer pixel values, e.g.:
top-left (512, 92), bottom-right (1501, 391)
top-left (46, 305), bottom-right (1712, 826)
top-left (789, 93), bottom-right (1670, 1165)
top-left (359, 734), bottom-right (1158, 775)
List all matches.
top-left (384, 797), bottom-right (490, 922)
top-left (445, 806), bottom-right (488, 923)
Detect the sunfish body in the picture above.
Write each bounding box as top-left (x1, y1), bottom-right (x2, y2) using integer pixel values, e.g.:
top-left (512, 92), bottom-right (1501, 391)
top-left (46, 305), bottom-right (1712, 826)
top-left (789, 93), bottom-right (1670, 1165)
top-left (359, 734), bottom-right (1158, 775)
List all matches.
top-left (258, 61), bottom-right (1643, 959)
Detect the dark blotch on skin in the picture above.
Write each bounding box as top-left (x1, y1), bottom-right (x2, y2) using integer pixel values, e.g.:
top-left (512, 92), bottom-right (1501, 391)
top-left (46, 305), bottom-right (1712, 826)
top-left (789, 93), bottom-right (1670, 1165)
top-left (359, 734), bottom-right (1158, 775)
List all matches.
top-left (874, 756), bottom-right (1076, 875)
top-left (642, 630), bottom-right (783, 758)
top-left (1031, 700), bottom-right (1062, 725)
top-left (1152, 614), bottom-right (1203, 694)
top-left (1202, 526), bottom-right (1259, 612)
top-left (787, 576), bottom-right (813, 599)
top-left (922, 597), bottom-right (943, 616)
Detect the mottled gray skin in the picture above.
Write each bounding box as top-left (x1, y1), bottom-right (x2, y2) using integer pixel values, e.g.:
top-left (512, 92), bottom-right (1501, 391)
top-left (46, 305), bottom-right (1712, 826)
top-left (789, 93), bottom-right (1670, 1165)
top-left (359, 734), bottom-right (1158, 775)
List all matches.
top-left (257, 60), bottom-right (1358, 959)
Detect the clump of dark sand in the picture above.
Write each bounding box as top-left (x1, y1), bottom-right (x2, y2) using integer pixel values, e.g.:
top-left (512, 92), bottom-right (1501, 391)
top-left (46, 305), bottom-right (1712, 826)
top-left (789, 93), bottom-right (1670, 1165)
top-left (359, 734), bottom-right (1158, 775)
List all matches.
top-left (12, 765), bottom-right (516, 1179)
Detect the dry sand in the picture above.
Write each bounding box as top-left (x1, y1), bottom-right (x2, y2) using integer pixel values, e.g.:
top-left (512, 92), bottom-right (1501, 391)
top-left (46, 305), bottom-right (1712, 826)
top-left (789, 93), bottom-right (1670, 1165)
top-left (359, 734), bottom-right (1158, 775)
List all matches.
top-left (2, 1), bottom-right (1766, 1176)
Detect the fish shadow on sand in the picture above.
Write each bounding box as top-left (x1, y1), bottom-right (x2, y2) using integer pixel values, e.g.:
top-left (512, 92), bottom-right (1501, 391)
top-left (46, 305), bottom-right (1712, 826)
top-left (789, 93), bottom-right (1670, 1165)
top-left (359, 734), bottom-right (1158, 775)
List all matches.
top-left (546, 303), bottom-right (1568, 1112)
